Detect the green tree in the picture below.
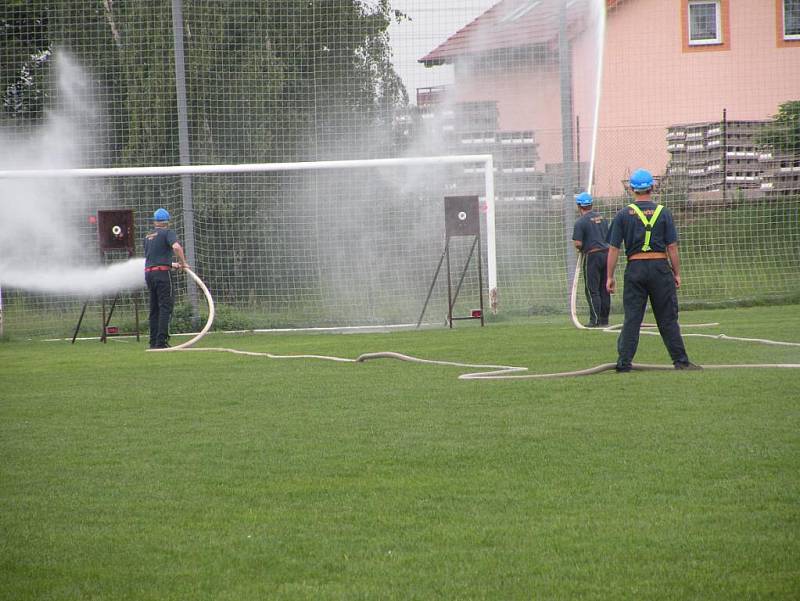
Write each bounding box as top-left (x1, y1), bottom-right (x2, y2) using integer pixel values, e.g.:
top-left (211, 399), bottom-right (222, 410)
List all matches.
top-left (1, 0), bottom-right (409, 308)
top-left (758, 100), bottom-right (800, 155)
top-left (0, 1), bottom-right (52, 121)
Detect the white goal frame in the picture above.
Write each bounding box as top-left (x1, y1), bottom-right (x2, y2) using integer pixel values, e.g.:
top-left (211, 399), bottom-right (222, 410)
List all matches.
top-left (0, 154), bottom-right (498, 314)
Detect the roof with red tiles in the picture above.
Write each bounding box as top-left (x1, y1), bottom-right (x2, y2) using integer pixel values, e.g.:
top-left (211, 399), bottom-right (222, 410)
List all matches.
top-left (419, 0), bottom-right (616, 65)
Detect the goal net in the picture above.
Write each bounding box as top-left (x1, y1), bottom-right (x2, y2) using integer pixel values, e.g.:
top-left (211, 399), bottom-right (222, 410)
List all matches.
top-left (1, 0), bottom-right (798, 339)
top-left (0, 157), bottom-right (505, 336)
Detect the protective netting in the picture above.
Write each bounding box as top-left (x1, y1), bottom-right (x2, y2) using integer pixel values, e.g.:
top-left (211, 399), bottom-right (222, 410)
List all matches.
top-left (1, 0), bottom-right (798, 338)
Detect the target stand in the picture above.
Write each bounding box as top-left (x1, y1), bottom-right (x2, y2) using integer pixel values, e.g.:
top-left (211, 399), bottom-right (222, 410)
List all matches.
top-left (72, 209), bottom-right (141, 344)
top-left (417, 196), bottom-right (485, 328)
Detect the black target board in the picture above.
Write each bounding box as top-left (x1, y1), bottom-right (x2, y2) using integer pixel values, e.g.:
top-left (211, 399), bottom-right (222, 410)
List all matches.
top-left (444, 196), bottom-right (480, 237)
top-left (97, 209), bottom-right (135, 252)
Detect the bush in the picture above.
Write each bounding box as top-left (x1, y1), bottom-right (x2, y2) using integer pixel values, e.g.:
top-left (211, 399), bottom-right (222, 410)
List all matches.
top-left (169, 302), bottom-right (260, 333)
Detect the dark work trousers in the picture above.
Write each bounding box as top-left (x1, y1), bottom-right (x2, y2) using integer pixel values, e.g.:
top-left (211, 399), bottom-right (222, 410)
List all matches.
top-left (146, 270), bottom-right (173, 347)
top-left (582, 250), bottom-right (610, 326)
top-left (617, 259), bottom-right (689, 369)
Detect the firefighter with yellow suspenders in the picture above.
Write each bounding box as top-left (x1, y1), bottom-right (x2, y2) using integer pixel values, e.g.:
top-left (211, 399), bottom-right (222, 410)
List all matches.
top-left (606, 169), bottom-right (700, 373)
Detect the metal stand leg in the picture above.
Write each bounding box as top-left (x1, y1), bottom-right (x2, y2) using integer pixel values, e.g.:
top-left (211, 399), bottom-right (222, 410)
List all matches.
top-left (72, 302), bottom-right (89, 344)
top-left (417, 238), bottom-right (450, 328)
top-left (446, 242), bottom-right (453, 328)
top-left (101, 295), bottom-right (119, 343)
top-left (133, 292), bottom-right (140, 342)
top-left (129, 250), bottom-right (140, 342)
top-left (449, 235), bottom-right (479, 315)
top-left (101, 299), bottom-right (107, 343)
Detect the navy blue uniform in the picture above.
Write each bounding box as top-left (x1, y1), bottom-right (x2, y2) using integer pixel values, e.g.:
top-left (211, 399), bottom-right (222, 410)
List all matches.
top-left (144, 228), bottom-right (178, 348)
top-left (608, 201), bottom-right (690, 370)
top-left (573, 210), bottom-right (610, 326)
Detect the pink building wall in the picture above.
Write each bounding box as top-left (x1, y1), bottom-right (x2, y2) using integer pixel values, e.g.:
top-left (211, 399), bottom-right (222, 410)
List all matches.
top-left (453, 66), bottom-right (565, 169)
top-left (436, 0), bottom-right (800, 197)
top-left (593, 0), bottom-right (800, 195)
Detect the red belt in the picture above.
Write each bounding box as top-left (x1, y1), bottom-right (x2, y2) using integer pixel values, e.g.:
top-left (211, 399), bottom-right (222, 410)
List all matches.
top-left (628, 252), bottom-right (667, 260)
top-left (145, 265), bottom-right (171, 272)
top-left (587, 247), bottom-right (608, 254)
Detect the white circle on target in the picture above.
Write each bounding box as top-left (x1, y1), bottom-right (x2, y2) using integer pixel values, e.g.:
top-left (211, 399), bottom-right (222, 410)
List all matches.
top-left (457, 211), bottom-right (467, 221)
top-left (112, 225), bottom-right (122, 235)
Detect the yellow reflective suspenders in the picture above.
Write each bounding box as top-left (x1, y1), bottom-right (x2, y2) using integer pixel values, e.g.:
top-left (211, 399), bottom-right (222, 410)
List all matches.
top-left (628, 203), bottom-right (664, 252)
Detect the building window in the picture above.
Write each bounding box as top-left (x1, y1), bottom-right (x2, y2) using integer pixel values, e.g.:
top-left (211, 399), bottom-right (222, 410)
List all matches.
top-left (785, 0), bottom-right (800, 39)
top-left (688, 1), bottom-right (722, 45)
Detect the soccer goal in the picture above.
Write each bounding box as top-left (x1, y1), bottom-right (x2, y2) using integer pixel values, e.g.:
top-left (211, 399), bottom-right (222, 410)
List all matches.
top-left (0, 155), bottom-right (508, 335)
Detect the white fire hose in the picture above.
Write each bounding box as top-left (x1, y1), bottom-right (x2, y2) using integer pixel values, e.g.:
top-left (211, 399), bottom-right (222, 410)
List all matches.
top-left (148, 268), bottom-right (800, 379)
top-left (146, 267), bottom-right (215, 352)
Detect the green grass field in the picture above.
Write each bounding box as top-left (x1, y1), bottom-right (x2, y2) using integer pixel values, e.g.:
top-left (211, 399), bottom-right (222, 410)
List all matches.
top-left (2, 306), bottom-right (799, 600)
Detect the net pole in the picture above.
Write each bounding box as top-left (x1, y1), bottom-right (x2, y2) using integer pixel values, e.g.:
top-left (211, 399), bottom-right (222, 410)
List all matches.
top-left (171, 0), bottom-right (199, 325)
top-left (559, 2), bottom-right (578, 304)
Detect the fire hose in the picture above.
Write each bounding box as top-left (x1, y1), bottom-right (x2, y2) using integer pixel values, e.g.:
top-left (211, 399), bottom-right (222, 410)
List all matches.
top-left (147, 268), bottom-right (800, 379)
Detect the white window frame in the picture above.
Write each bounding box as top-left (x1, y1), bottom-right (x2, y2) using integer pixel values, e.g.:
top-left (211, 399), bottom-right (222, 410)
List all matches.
top-left (784, 0), bottom-right (800, 40)
top-left (688, 1), bottom-right (722, 46)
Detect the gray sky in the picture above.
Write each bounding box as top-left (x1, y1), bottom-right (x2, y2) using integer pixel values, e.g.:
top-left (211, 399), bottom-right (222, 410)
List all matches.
top-left (388, 0), bottom-right (498, 103)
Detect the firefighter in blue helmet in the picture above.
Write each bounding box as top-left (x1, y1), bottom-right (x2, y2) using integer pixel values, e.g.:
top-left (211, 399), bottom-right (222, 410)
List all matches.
top-left (143, 209), bottom-right (189, 349)
top-left (572, 191), bottom-right (610, 327)
top-left (606, 170), bottom-right (700, 372)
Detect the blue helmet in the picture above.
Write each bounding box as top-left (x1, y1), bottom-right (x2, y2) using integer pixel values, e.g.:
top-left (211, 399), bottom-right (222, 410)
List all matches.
top-left (629, 169), bottom-right (654, 191)
top-left (575, 192), bottom-right (593, 207)
top-left (153, 208), bottom-right (170, 221)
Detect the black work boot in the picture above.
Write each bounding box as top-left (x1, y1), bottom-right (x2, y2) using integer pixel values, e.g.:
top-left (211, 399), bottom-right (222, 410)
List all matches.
top-left (674, 361), bottom-right (702, 370)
